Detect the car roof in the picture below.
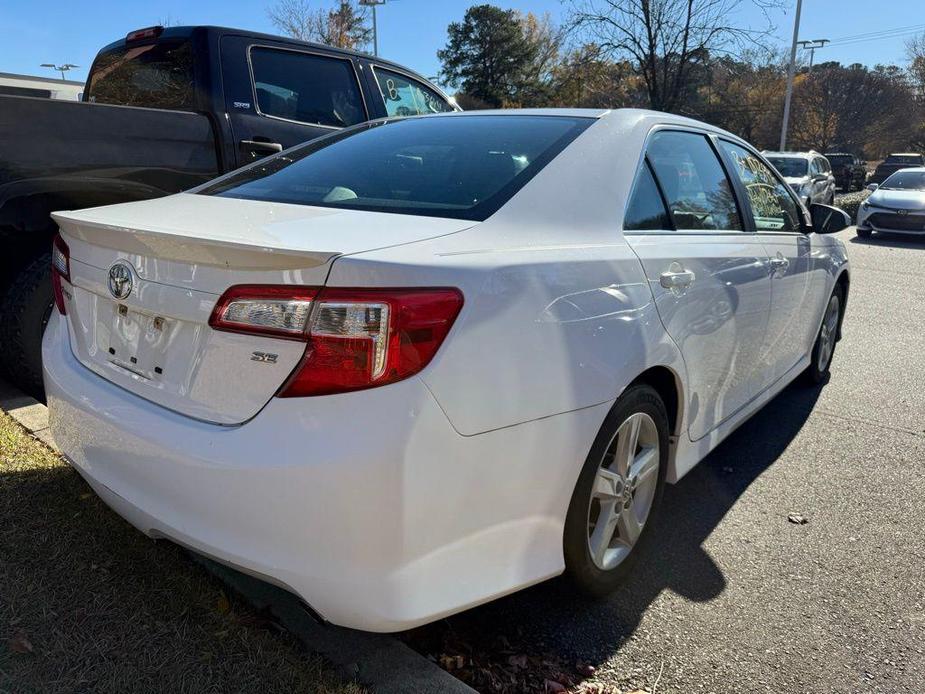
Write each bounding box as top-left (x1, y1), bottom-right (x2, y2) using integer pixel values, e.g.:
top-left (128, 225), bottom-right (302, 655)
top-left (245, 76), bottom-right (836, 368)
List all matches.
top-left (421, 107), bottom-right (743, 135)
top-left (883, 166), bottom-right (925, 173)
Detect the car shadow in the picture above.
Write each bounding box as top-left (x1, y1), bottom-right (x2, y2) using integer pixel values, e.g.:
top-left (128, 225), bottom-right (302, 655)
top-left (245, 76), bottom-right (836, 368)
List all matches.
top-left (403, 380), bottom-right (823, 667)
top-left (849, 233), bottom-right (925, 250)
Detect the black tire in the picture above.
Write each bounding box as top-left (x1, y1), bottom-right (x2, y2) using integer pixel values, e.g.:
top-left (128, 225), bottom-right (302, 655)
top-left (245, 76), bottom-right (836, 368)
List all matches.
top-left (803, 284), bottom-right (845, 385)
top-left (564, 384), bottom-right (669, 597)
top-left (0, 253), bottom-right (54, 399)
top-left (856, 227), bottom-right (872, 239)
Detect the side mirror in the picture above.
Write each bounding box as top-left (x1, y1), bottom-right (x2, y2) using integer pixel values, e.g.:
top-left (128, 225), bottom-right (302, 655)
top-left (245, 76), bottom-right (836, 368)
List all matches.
top-left (866, 183), bottom-right (879, 192)
top-left (809, 203), bottom-right (851, 234)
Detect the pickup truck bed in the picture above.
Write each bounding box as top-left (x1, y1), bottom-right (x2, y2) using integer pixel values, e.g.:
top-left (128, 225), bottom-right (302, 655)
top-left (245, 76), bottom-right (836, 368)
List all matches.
top-left (0, 95), bottom-right (220, 227)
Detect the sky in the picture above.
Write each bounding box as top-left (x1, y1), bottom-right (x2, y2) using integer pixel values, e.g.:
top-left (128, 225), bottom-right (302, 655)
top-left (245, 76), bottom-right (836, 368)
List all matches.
top-left (1, 0), bottom-right (923, 86)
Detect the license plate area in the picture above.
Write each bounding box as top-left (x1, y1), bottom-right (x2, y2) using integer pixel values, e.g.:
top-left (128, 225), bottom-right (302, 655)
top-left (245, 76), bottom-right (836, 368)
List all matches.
top-left (104, 302), bottom-right (170, 380)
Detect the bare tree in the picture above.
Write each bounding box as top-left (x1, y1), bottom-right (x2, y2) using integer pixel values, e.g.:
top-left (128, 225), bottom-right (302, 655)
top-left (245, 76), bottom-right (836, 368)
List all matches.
top-left (565, 0), bottom-right (781, 113)
top-left (267, 0), bottom-right (371, 51)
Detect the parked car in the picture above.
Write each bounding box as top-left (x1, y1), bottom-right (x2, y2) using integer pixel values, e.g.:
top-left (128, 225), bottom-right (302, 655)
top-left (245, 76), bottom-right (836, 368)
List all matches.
top-left (763, 151), bottom-right (837, 206)
top-left (868, 152), bottom-right (925, 185)
top-left (825, 152), bottom-right (867, 192)
top-left (0, 24), bottom-right (456, 397)
top-left (856, 167), bottom-right (925, 238)
top-left (44, 109), bottom-right (851, 632)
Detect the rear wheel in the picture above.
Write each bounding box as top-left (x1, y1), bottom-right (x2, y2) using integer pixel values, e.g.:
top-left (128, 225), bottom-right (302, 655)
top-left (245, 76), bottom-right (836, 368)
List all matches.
top-left (804, 285), bottom-right (844, 385)
top-left (564, 384), bottom-right (669, 597)
top-left (0, 253), bottom-right (54, 399)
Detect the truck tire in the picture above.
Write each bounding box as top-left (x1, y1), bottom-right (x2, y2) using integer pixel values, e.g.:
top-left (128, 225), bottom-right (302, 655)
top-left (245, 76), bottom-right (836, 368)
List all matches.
top-left (0, 253), bottom-right (54, 399)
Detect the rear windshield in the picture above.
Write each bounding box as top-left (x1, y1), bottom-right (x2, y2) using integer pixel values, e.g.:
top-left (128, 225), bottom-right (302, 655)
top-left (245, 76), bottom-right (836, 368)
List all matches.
top-left (825, 155), bottom-right (852, 165)
top-left (880, 170), bottom-right (925, 191)
top-left (199, 115), bottom-right (592, 221)
top-left (767, 157), bottom-right (808, 177)
top-left (86, 40), bottom-right (195, 110)
top-left (885, 154), bottom-right (923, 165)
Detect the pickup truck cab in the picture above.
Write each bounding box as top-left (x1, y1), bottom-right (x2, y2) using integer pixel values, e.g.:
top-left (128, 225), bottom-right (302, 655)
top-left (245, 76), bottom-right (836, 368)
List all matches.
top-left (868, 153), bottom-right (925, 186)
top-left (0, 25), bottom-right (456, 396)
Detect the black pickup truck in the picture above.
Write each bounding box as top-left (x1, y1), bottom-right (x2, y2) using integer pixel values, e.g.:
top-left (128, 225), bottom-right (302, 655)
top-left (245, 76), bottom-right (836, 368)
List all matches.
top-left (824, 152), bottom-right (867, 192)
top-left (868, 152), bottom-right (925, 185)
top-left (0, 25), bottom-right (456, 396)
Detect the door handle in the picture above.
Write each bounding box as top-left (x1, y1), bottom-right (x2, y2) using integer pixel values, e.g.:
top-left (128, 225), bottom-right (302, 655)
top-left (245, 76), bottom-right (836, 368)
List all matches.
top-left (240, 139), bottom-right (283, 154)
top-left (659, 268), bottom-right (696, 290)
top-left (769, 255), bottom-right (790, 275)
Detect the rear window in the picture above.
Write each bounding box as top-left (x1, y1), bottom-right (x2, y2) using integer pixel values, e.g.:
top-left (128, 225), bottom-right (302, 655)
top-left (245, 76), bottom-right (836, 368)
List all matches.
top-left (885, 155), bottom-right (924, 165)
top-left (198, 115), bottom-right (592, 221)
top-left (826, 154), bottom-right (851, 165)
top-left (86, 41), bottom-right (195, 109)
top-left (767, 157), bottom-right (808, 177)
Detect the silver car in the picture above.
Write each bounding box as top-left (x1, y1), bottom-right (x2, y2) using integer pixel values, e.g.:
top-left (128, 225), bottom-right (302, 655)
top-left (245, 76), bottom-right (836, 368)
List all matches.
top-left (857, 167), bottom-right (925, 238)
top-left (764, 151), bottom-right (837, 207)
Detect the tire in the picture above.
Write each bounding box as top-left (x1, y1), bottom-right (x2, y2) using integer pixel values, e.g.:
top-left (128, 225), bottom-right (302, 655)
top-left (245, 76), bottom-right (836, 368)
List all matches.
top-left (0, 253), bottom-right (54, 399)
top-left (803, 284), bottom-right (844, 385)
top-left (856, 227), bottom-right (872, 239)
top-left (564, 384), bottom-right (669, 597)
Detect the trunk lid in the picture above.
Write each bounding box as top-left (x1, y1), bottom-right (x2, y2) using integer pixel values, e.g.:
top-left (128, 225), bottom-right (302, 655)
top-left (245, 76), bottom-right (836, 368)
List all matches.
top-left (53, 193), bottom-right (474, 424)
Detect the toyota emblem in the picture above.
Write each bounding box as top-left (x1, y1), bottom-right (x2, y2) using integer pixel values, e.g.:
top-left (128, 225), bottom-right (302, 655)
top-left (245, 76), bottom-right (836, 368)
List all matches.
top-left (108, 262), bottom-right (134, 300)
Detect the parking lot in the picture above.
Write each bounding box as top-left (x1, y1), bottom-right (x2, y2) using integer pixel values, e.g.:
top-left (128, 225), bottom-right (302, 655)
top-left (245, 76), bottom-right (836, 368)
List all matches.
top-left (405, 226), bottom-right (925, 693)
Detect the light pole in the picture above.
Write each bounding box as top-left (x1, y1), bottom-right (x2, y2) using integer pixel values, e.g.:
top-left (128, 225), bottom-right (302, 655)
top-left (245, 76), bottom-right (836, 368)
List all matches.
top-left (41, 63), bottom-right (79, 80)
top-left (779, 0), bottom-right (803, 151)
top-left (358, 0), bottom-right (387, 57)
top-left (797, 38), bottom-right (830, 72)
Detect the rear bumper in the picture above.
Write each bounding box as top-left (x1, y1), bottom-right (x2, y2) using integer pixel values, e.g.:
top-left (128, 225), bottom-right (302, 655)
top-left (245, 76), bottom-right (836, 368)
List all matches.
top-left (43, 314), bottom-right (604, 631)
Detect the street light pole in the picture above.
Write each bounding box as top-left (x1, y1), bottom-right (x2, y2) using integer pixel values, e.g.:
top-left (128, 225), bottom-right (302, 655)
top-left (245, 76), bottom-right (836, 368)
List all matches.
top-left (797, 38), bottom-right (830, 73)
top-left (779, 0), bottom-right (803, 151)
top-left (358, 0), bottom-right (387, 57)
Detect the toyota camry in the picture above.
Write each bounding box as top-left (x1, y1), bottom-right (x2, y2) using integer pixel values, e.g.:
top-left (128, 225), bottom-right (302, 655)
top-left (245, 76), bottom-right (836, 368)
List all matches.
top-left (43, 109), bottom-right (851, 631)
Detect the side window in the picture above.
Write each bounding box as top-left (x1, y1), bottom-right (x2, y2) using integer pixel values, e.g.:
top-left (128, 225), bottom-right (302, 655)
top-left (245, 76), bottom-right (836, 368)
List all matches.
top-left (646, 131), bottom-right (742, 231)
top-left (810, 158), bottom-right (822, 175)
top-left (720, 141), bottom-right (801, 232)
top-left (250, 47), bottom-right (365, 128)
top-left (625, 162), bottom-right (671, 231)
top-left (374, 67), bottom-right (454, 117)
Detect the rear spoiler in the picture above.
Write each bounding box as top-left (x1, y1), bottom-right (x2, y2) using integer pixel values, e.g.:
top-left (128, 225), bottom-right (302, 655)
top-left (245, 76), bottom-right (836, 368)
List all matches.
top-left (52, 211), bottom-right (338, 271)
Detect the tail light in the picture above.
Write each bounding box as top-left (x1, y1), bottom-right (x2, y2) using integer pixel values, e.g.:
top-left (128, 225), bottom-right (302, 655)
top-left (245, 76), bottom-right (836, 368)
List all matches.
top-left (209, 286), bottom-right (464, 397)
top-left (51, 233), bottom-right (70, 315)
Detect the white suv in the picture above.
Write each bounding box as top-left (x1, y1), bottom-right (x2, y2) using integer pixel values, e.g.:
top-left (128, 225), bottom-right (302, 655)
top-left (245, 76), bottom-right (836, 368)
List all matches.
top-left (764, 151), bottom-right (836, 207)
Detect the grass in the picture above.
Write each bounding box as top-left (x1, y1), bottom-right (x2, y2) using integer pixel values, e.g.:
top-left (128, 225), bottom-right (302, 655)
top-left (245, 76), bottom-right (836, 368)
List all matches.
top-left (0, 412), bottom-right (365, 694)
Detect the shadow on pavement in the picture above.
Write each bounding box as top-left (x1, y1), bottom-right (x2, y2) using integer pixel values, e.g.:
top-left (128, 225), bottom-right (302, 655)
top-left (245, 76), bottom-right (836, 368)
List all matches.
top-left (849, 233), bottom-right (925, 250)
top-left (404, 381), bottom-right (823, 671)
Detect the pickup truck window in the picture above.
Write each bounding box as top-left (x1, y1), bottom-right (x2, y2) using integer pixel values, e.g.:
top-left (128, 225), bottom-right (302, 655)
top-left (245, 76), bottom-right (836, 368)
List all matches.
top-left (373, 67), bottom-right (453, 117)
top-left (250, 47), bottom-right (365, 128)
top-left (86, 41), bottom-right (195, 110)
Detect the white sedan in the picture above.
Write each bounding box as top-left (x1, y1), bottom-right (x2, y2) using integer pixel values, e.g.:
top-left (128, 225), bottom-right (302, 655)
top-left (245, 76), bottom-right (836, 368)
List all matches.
top-left (857, 167), bottom-right (925, 238)
top-left (43, 109), bottom-right (851, 631)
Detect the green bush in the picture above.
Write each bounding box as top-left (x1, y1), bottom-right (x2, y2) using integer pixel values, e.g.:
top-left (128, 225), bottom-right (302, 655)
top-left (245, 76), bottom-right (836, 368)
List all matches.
top-left (834, 190), bottom-right (871, 221)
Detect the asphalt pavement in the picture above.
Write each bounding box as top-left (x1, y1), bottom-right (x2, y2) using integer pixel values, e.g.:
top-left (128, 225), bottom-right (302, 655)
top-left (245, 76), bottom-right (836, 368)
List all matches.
top-left (410, 227), bottom-right (925, 693)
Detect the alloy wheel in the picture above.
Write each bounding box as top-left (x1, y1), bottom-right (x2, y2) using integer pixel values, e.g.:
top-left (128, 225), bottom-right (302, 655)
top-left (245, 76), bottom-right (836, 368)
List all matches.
top-left (817, 293), bottom-right (840, 372)
top-left (586, 411), bottom-right (660, 571)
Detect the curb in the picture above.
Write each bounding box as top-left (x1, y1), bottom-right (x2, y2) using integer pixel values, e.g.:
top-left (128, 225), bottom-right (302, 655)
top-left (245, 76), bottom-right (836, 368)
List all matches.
top-left (0, 380), bottom-right (475, 694)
